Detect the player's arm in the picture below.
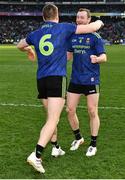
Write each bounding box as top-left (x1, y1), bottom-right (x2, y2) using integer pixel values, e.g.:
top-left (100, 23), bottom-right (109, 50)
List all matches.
top-left (67, 52), bottom-right (73, 61)
top-left (17, 39), bottom-right (36, 61)
top-left (90, 53), bottom-right (107, 64)
top-left (76, 20), bottom-right (104, 34)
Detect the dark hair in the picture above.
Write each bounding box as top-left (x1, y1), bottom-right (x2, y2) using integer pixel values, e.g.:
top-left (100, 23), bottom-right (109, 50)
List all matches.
top-left (78, 8), bottom-right (91, 18)
top-left (42, 3), bottom-right (58, 20)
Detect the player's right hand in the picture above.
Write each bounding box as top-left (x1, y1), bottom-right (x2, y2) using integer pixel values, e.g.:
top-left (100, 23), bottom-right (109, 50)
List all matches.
top-left (27, 48), bottom-right (36, 62)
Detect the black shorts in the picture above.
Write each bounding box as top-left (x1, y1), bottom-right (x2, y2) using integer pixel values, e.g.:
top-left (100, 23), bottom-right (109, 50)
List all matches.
top-left (68, 82), bottom-right (100, 96)
top-left (37, 76), bottom-right (67, 99)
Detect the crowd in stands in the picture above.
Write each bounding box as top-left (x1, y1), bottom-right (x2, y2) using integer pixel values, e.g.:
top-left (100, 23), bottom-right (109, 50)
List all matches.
top-left (0, 4), bottom-right (124, 13)
top-left (0, 0), bottom-right (125, 44)
top-left (100, 19), bottom-right (125, 44)
top-left (0, 17), bottom-right (125, 44)
top-left (0, 0), bottom-right (123, 2)
top-left (0, 0), bottom-right (105, 2)
top-left (0, 17), bottom-right (41, 43)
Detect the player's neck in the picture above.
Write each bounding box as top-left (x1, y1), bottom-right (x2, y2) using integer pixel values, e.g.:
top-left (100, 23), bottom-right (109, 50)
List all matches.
top-left (45, 18), bottom-right (58, 23)
top-left (51, 19), bottom-right (58, 23)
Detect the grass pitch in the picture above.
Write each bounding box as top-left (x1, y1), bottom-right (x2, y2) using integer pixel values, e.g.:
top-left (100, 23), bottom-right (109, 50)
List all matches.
top-left (0, 45), bottom-right (125, 179)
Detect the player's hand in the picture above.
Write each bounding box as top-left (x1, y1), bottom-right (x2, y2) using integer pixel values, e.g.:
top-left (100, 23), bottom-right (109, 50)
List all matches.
top-left (96, 20), bottom-right (104, 27)
top-left (90, 55), bottom-right (98, 64)
top-left (25, 47), bottom-right (36, 62)
top-left (23, 46), bottom-right (36, 61)
top-left (27, 48), bottom-right (36, 62)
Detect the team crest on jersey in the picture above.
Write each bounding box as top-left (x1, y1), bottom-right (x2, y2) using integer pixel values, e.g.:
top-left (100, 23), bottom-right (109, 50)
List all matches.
top-left (86, 38), bottom-right (90, 44)
top-left (78, 37), bottom-right (84, 43)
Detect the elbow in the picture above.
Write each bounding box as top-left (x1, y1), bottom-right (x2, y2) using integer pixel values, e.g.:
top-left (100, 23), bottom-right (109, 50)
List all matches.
top-left (103, 55), bottom-right (107, 62)
top-left (16, 43), bottom-right (20, 49)
top-left (16, 43), bottom-right (23, 50)
top-left (105, 57), bottom-right (107, 62)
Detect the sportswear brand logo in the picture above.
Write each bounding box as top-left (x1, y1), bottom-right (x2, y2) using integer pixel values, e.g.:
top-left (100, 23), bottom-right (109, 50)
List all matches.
top-left (89, 90), bottom-right (95, 93)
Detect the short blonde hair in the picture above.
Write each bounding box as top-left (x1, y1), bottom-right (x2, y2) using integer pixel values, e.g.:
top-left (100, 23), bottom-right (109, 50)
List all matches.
top-left (42, 3), bottom-right (58, 20)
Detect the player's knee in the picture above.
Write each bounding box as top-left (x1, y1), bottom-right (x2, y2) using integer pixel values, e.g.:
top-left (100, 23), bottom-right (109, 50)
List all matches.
top-left (67, 106), bottom-right (76, 116)
top-left (88, 107), bottom-right (98, 119)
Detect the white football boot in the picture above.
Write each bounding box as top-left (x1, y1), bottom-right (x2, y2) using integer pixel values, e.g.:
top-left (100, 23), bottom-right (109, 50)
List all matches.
top-left (51, 146), bottom-right (65, 157)
top-left (70, 137), bottom-right (84, 151)
top-left (27, 152), bottom-right (45, 173)
top-left (86, 146), bottom-right (97, 157)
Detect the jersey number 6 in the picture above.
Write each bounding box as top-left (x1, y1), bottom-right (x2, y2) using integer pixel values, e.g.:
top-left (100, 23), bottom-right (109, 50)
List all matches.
top-left (39, 34), bottom-right (54, 56)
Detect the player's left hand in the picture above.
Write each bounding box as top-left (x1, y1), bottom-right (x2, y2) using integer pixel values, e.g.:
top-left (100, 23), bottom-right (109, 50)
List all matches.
top-left (90, 55), bottom-right (98, 64)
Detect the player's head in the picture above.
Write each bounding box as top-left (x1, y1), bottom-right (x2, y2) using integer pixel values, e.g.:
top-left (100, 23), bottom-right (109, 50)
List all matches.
top-left (76, 8), bottom-right (91, 25)
top-left (42, 3), bottom-right (59, 22)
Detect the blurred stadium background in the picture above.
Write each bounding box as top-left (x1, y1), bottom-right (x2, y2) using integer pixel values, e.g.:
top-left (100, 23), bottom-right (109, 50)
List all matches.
top-left (0, 0), bottom-right (125, 45)
top-left (0, 0), bottom-right (125, 179)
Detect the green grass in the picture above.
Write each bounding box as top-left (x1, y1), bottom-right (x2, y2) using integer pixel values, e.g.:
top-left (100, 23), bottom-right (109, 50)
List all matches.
top-left (0, 45), bottom-right (125, 178)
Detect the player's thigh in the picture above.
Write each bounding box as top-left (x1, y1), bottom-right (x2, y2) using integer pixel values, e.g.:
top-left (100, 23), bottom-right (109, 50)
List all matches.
top-left (47, 97), bottom-right (65, 120)
top-left (67, 92), bottom-right (81, 110)
top-left (87, 93), bottom-right (99, 110)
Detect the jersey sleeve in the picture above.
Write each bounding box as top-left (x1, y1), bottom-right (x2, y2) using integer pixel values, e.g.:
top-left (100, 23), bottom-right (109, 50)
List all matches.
top-left (94, 34), bottom-right (106, 55)
top-left (26, 32), bottom-right (34, 45)
top-left (63, 23), bottom-right (77, 39)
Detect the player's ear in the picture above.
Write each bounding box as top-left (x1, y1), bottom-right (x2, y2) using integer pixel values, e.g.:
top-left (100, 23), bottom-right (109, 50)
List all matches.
top-left (56, 14), bottom-right (59, 22)
top-left (88, 17), bottom-right (91, 23)
top-left (57, 16), bottom-right (59, 22)
top-left (43, 16), bottom-right (45, 21)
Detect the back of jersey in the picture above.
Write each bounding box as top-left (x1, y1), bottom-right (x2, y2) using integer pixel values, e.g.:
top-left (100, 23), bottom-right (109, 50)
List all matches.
top-left (26, 21), bottom-right (76, 79)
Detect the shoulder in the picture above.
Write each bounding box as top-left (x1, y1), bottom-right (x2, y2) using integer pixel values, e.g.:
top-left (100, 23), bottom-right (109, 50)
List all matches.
top-left (59, 22), bottom-right (76, 28)
top-left (28, 28), bottom-right (40, 36)
top-left (91, 32), bottom-right (102, 39)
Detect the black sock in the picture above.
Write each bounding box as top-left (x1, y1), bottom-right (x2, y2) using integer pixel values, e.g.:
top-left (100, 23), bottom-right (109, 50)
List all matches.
top-left (90, 136), bottom-right (97, 147)
top-left (51, 141), bottom-right (59, 149)
top-left (73, 129), bottom-right (82, 140)
top-left (35, 144), bottom-right (44, 158)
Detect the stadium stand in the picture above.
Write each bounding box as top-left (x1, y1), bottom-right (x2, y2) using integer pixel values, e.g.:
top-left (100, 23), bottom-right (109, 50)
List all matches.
top-left (0, 0), bottom-right (125, 44)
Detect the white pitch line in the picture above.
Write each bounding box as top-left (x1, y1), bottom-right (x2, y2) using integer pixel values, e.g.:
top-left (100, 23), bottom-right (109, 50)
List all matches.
top-left (78, 105), bottom-right (125, 110)
top-left (0, 103), bottom-right (42, 107)
top-left (0, 102), bottom-right (125, 110)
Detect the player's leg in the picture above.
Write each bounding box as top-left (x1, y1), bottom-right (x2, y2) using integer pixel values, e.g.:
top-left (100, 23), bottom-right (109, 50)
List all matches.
top-left (27, 76), bottom-right (66, 173)
top-left (27, 78), bottom-right (46, 173)
top-left (42, 99), bottom-right (57, 141)
top-left (38, 97), bottom-right (65, 147)
top-left (37, 78), bottom-right (62, 147)
top-left (27, 97), bottom-right (65, 173)
top-left (42, 98), bottom-right (65, 157)
top-left (67, 92), bottom-right (81, 130)
top-left (86, 92), bottom-right (100, 156)
top-left (67, 92), bottom-right (84, 151)
top-left (46, 98), bottom-right (65, 157)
